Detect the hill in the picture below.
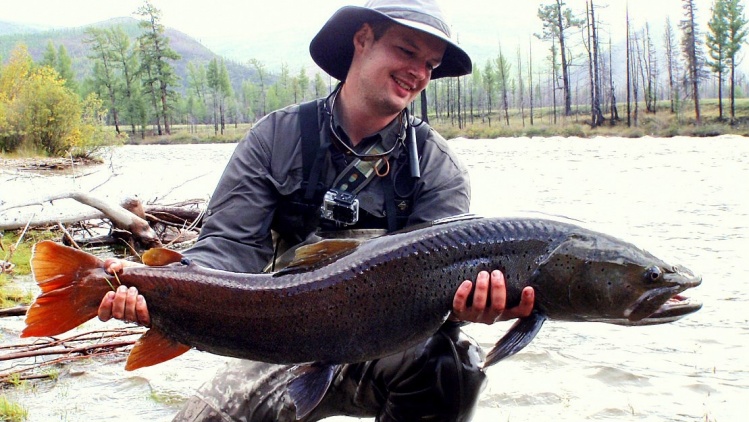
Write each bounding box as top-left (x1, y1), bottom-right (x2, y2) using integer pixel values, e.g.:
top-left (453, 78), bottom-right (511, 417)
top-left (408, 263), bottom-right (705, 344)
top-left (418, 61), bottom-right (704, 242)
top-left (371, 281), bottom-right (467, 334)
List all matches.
top-left (0, 21), bottom-right (48, 36)
top-left (0, 17), bottom-right (260, 94)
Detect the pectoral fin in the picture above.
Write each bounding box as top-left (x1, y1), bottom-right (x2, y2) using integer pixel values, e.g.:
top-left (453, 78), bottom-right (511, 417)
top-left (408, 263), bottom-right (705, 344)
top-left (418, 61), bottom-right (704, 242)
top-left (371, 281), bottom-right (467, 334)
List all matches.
top-left (125, 328), bottom-right (191, 370)
top-left (276, 239), bottom-right (361, 275)
top-left (288, 363), bottom-right (339, 420)
top-left (142, 248), bottom-right (184, 266)
top-left (484, 310), bottom-right (547, 368)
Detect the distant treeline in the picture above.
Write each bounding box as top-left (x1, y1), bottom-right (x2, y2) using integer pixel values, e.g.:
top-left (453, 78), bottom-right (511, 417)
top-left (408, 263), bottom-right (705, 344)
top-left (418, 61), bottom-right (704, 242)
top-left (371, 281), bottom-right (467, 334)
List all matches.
top-left (2, 0), bottom-right (748, 157)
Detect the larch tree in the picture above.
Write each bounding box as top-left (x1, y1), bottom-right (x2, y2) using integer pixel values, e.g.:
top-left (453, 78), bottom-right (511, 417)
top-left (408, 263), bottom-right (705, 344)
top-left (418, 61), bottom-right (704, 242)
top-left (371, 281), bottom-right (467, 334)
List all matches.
top-left (495, 44), bottom-right (512, 126)
top-left (136, 0), bottom-right (180, 135)
top-left (84, 27), bottom-right (121, 134)
top-left (723, 0), bottom-right (748, 122)
top-left (482, 59), bottom-right (495, 125)
top-left (108, 27), bottom-right (143, 135)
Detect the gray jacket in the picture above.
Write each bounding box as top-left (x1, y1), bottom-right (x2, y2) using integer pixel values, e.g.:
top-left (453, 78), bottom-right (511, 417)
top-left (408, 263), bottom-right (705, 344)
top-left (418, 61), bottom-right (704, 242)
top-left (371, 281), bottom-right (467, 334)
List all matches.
top-left (184, 98), bottom-right (470, 273)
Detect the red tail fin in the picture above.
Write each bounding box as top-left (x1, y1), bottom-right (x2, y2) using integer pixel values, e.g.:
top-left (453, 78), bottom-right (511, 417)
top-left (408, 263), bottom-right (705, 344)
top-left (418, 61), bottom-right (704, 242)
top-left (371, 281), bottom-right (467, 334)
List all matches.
top-left (22, 241), bottom-right (110, 338)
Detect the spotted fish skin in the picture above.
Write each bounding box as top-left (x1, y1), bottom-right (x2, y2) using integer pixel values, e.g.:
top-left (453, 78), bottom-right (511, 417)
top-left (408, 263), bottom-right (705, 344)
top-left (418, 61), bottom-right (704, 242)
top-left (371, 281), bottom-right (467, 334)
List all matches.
top-left (23, 216), bottom-right (701, 370)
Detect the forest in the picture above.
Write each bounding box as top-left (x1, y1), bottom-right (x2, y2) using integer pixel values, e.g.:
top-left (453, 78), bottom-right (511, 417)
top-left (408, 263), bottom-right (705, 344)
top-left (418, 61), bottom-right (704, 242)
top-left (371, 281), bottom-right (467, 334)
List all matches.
top-left (1, 0), bottom-right (748, 158)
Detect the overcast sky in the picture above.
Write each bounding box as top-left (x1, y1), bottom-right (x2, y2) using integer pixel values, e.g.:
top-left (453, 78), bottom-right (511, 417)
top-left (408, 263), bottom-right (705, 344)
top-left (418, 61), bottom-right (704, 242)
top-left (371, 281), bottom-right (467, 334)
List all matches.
top-left (2, 0), bottom-right (723, 69)
top-left (3, 0), bottom-right (715, 39)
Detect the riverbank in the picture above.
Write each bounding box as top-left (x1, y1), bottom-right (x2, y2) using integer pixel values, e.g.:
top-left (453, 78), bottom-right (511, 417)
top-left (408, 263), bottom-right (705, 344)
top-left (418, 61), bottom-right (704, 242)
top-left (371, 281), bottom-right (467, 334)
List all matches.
top-left (0, 156), bottom-right (101, 172)
top-left (89, 99), bottom-right (749, 146)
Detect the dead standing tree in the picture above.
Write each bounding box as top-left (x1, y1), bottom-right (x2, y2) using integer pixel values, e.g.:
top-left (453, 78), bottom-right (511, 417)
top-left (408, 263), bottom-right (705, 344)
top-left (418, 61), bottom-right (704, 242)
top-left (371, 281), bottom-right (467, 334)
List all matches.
top-left (585, 0), bottom-right (605, 127)
top-left (680, 0), bottom-right (704, 124)
top-left (537, 0), bottom-right (584, 117)
top-left (664, 17), bottom-right (681, 115)
top-left (642, 23), bottom-right (658, 114)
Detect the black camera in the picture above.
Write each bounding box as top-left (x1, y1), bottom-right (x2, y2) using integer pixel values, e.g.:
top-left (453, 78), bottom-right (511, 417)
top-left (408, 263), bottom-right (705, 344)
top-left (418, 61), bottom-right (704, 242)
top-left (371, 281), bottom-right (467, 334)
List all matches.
top-left (321, 189), bottom-right (359, 226)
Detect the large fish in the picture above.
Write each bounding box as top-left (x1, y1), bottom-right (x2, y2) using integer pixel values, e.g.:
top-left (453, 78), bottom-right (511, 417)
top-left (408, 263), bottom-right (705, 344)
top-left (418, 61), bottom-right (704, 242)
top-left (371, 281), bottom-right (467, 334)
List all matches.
top-left (22, 216), bottom-right (701, 372)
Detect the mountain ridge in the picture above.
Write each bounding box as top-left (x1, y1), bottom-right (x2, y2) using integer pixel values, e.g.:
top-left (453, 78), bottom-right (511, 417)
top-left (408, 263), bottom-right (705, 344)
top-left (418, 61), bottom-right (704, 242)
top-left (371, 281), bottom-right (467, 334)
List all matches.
top-left (0, 17), bottom-right (263, 93)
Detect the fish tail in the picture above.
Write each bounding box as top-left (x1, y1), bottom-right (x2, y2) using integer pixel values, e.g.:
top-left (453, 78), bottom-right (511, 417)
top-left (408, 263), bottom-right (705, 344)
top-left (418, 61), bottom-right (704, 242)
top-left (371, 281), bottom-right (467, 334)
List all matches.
top-left (21, 241), bottom-right (111, 338)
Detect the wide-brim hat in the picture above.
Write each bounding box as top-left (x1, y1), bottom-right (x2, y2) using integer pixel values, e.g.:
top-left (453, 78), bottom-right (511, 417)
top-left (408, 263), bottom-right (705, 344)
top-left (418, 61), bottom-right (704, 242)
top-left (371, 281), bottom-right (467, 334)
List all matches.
top-left (310, 0), bottom-right (472, 81)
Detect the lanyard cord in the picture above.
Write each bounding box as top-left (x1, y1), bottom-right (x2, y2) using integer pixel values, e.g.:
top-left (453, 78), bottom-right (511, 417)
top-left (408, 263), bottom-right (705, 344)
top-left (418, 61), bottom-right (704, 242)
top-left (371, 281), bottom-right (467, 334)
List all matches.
top-left (325, 84), bottom-right (408, 162)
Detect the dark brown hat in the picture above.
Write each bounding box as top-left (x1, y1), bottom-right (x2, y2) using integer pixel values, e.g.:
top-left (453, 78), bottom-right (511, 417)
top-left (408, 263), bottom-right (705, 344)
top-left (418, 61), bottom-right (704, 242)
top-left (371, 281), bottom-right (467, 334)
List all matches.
top-left (309, 0), bottom-right (472, 81)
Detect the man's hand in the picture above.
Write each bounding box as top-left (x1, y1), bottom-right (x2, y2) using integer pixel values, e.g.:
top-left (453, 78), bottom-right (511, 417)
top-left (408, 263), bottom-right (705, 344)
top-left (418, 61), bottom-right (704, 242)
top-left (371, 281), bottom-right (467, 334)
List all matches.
top-left (97, 258), bottom-right (151, 326)
top-left (450, 270), bottom-right (534, 324)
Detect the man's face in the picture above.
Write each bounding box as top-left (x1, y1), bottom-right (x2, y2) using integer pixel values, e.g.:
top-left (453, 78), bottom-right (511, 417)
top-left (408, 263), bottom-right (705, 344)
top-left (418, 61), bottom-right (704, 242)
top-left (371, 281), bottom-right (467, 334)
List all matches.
top-left (351, 23), bottom-right (447, 116)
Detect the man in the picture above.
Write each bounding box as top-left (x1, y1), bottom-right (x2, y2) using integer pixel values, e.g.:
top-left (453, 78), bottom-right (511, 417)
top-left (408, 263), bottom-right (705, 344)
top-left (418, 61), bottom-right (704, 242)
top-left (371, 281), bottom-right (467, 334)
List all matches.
top-left (99, 0), bottom-right (535, 420)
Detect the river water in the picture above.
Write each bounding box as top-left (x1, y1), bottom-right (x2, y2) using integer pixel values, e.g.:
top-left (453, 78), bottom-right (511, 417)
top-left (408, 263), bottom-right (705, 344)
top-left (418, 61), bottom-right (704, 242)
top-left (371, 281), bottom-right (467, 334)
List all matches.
top-left (1, 135), bottom-right (746, 421)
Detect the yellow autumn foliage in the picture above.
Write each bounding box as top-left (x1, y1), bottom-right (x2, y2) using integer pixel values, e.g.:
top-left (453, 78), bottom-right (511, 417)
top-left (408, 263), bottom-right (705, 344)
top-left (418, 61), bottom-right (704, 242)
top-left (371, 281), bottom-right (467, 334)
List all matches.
top-left (0, 45), bottom-right (116, 157)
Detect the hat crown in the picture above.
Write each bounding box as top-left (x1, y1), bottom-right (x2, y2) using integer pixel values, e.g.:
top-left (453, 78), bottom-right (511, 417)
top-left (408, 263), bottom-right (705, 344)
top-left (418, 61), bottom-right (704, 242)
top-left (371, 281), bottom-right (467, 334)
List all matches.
top-left (363, 0), bottom-right (452, 39)
top-left (309, 0), bottom-right (472, 80)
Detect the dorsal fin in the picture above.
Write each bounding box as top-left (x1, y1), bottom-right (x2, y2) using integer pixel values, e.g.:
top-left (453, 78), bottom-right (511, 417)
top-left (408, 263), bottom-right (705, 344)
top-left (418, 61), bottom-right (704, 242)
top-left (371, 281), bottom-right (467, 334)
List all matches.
top-left (275, 239), bottom-right (361, 276)
top-left (142, 248), bottom-right (184, 266)
top-left (390, 213), bottom-right (483, 235)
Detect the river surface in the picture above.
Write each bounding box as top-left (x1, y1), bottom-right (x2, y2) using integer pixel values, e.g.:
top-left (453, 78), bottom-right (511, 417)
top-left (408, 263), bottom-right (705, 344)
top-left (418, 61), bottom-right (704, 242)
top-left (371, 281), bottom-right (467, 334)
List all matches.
top-left (1, 135), bottom-right (747, 421)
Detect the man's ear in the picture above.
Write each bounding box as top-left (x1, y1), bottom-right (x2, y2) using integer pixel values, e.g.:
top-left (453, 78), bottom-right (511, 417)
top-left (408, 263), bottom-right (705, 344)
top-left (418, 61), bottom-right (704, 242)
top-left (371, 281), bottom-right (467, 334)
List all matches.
top-left (353, 23), bottom-right (374, 52)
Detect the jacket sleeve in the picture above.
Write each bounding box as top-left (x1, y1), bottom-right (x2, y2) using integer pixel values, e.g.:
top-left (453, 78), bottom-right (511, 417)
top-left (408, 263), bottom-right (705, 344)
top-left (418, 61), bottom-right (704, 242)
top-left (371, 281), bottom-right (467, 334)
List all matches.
top-left (182, 127), bottom-right (277, 273)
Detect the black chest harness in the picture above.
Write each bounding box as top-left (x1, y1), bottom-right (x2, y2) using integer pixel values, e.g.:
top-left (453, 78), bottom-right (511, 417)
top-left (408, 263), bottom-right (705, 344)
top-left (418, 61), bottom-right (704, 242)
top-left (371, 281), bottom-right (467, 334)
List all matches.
top-left (270, 99), bottom-right (428, 246)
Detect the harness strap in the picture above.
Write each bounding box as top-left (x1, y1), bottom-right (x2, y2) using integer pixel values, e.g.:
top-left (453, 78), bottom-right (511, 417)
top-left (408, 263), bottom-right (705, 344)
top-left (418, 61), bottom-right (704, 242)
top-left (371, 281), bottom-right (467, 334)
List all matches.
top-left (384, 172), bottom-right (398, 232)
top-left (300, 100), bottom-right (329, 201)
top-left (331, 142), bottom-right (389, 195)
top-left (300, 100), bottom-right (319, 181)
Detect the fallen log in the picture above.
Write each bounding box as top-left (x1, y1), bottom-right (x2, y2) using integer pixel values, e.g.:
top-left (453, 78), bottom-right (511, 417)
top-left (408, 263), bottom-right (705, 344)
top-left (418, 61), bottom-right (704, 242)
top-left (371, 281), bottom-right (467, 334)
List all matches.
top-left (0, 306), bottom-right (27, 318)
top-left (2, 193), bottom-right (205, 250)
top-left (0, 327), bottom-right (145, 384)
top-left (2, 191), bottom-right (162, 248)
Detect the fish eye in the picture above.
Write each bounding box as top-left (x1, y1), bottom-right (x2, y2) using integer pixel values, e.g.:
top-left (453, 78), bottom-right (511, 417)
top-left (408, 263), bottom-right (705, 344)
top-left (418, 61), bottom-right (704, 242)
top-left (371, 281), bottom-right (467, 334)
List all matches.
top-left (645, 266), bottom-right (662, 282)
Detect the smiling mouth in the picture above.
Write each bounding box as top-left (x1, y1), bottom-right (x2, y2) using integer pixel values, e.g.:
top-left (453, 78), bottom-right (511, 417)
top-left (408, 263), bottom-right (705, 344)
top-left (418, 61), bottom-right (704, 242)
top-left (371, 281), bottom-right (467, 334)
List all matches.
top-left (393, 76), bottom-right (414, 91)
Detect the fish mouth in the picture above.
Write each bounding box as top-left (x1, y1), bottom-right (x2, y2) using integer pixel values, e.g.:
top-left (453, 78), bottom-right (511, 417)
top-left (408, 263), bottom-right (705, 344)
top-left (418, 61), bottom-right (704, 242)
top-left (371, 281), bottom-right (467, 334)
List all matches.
top-left (588, 294), bottom-right (702, 326)
top-left (588, 271), bottom-right (702, 326)
top-left (621, 270), bottom-right (702, 325)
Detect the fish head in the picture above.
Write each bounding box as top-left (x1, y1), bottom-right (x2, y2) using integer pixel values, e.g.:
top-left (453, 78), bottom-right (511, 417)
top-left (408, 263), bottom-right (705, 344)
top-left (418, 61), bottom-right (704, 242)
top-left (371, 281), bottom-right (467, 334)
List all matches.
top-left (534, 233), bottom-right (702, 325)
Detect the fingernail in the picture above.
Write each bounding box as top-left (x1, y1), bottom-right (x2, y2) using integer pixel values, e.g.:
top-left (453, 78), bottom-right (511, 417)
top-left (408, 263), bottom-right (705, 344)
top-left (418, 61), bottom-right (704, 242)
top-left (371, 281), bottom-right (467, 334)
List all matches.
top-left (117, 285), bottom-right (127, 293)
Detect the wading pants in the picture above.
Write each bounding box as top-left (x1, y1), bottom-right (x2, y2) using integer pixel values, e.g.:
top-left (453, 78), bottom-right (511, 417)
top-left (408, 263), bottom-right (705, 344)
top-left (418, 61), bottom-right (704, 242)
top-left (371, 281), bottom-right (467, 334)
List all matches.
top-left (172, 323), bottom-right (487, 422)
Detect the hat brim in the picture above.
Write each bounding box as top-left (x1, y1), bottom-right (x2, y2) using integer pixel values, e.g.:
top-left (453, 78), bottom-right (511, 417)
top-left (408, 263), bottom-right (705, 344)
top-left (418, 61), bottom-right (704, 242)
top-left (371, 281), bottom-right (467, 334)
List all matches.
top-left (309, 6), bottom-right (472, 81)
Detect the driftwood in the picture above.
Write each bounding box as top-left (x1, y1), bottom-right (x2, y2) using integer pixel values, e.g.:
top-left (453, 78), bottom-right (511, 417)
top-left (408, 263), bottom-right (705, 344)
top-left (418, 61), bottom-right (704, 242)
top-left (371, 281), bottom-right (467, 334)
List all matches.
top-left (0, 328), bottom-right (145, 384)
top-left (0, 306), bottom-right (27, 317)
top-left (1, 192), bottom-right (205, 250)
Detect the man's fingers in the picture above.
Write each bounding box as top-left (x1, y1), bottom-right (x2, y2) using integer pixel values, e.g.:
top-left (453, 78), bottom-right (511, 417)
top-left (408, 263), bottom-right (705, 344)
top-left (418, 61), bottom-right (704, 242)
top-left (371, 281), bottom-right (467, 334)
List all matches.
top-left (471, 271), bottom-right (490, 313)
top-left (98, 291), bottom-right (115, 322)
top-left (136, 295), bottom-right (150, 326)
top-left (124, 287), bottom-right (139, 322)
top-left (452, 280), bottom-right (473, 315)
top-left (104, 258), bottom-right (124, 275)
top-left (498, 286), bottom-right (535, 321)
top-left (111, 285), bottom-right (128, 320)
top-left (99, 284), bottom-right (149, 325)
top-left (489, 270), bottom-right (507, 314)
top-left (517, 286), bottom-right (535, 316)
